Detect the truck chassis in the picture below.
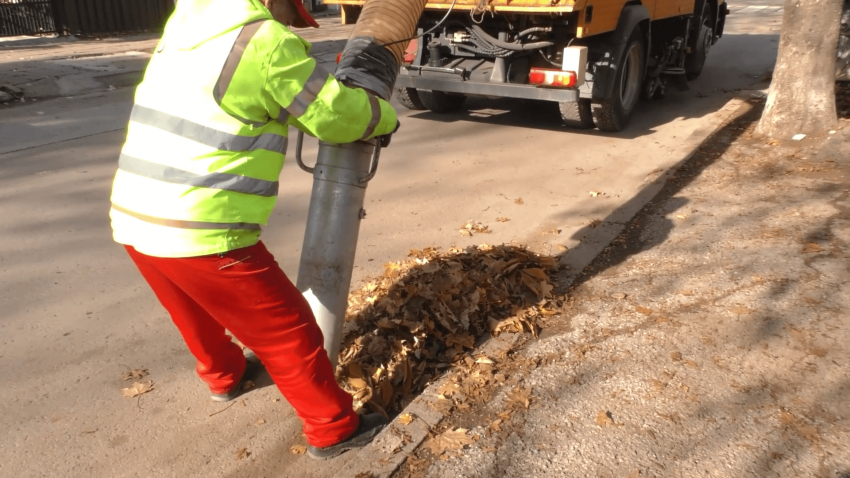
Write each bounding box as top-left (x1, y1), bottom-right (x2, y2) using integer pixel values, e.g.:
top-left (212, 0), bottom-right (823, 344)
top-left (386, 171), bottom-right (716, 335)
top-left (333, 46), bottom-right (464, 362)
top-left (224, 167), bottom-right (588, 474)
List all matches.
top-left (334, 0), bottom-right (729, 131)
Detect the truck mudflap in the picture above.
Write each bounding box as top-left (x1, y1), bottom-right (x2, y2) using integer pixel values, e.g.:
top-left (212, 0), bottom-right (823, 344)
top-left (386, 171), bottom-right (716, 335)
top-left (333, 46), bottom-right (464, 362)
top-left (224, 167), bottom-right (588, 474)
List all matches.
top-left (396, 63), bottom-right (579, 103)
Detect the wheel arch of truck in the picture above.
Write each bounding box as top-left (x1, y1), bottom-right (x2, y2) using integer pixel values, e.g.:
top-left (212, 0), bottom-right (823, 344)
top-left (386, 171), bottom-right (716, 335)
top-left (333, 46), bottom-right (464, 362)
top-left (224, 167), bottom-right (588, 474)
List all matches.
top-left (693, 0), bottom-right (725, 42)
top-left (583, 4), bottom-right (651, 101)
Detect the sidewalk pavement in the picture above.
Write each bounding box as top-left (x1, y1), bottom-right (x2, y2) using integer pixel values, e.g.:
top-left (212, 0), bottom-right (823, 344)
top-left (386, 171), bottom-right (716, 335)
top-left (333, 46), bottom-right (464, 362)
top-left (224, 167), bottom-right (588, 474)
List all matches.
top-left (372, 90), bottom-right (850, 478)
top-left (0, 15), bottom-right (351, 104)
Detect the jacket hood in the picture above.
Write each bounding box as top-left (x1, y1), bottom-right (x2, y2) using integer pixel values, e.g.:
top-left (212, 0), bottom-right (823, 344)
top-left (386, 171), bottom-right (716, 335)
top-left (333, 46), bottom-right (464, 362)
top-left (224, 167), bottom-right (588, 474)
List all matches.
top-left (166, 0), bottom-right (272, 50)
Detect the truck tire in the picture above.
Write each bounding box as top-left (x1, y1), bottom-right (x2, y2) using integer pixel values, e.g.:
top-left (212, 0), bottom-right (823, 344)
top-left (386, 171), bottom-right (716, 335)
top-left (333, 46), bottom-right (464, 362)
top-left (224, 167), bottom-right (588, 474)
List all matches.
top-left (559, 99), bottom-right (595, 129)
top-left (396, 87), bottom-right (426, 110)
top-left (685, 25), bottom-right (713, 80)
top-left (418, 90), bottom-right (466, 113)
top-left (592, 28), bottom-right (645, 132)
top-left (686, 4), bottom-right (715, 80)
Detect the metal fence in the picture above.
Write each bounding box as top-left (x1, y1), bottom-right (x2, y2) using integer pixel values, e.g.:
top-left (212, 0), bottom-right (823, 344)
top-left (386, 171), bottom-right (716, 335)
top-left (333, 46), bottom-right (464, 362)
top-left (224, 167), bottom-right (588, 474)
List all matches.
top-left (0, 0), bottom-right (56, 37)
top-left (54, 0), bottom-right (175, 35)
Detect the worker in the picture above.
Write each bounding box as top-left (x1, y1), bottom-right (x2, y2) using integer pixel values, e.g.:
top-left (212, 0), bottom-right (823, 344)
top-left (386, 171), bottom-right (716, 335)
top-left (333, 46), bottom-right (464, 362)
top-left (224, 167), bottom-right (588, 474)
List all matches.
top-left (109, 0), bottom-right (398, 460)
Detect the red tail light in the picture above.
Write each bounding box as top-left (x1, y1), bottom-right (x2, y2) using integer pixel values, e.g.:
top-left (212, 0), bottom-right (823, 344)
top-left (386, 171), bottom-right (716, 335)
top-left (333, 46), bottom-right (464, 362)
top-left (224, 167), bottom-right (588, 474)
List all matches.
top-left (529, 68), bottom-right (577, 88)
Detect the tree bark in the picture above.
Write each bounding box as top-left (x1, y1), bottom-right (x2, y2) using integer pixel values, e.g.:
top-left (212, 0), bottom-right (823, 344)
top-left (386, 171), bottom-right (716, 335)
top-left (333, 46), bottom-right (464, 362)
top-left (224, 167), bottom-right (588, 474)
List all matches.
top-left (755, 0), bottom-right (844, 138)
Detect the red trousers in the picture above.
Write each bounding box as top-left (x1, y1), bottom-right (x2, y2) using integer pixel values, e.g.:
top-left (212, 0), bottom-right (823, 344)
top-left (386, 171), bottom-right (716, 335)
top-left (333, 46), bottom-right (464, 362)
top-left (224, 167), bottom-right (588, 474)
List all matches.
top-left (125, 241), bottom-right (358, 447)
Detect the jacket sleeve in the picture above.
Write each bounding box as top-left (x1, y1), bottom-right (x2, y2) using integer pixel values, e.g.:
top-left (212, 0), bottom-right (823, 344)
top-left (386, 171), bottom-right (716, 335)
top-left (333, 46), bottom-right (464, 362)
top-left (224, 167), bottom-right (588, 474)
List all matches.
top-left (263, 32), bottom-right (397, 143)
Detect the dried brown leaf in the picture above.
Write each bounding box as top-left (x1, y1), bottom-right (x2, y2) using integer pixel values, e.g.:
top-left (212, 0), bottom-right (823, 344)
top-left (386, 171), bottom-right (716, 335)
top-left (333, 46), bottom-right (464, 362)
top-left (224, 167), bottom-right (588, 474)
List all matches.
top-left (426, 428), bottom-right (474, 456)
top-left (121, 381), bottom-right (154, 398)
top-left (496, 217), bottom-right (510, 222)
top-left (595, 410), bottom-right (616, 427)
top-left (290, 445), bottom-right (306, 455)
top-left (506, 386), bottom-right (531, 409)
top-left (398, 413), bottom-right (415, 425)
top-left (121, 368), bottom-right (148, 381)
top-left (236, 447), bottom-right (251, 459)
top-left (256, 419), bottom-right (266, 426)
top-left (803, 242), bottom-right (823, 253)
top-left (635, 306), bottom-right (653, 315)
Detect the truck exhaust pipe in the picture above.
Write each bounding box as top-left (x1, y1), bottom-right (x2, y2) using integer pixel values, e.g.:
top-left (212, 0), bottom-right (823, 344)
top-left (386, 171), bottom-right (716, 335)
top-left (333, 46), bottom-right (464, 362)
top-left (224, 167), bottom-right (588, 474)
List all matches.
top-left (296, 0), bottom-right (428, 368)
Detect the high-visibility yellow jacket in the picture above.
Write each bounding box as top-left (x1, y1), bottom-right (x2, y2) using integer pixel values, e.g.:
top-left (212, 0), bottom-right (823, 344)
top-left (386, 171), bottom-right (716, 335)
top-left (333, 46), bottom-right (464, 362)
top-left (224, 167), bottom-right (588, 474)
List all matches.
top-left (110, 0), bottom-right (397, 258)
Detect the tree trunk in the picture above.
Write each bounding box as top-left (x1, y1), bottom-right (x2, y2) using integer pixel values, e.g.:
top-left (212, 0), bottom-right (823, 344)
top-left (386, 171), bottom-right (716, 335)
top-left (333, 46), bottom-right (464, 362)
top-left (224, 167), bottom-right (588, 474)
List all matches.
top-left (755, 0), bottom-right (844, 138)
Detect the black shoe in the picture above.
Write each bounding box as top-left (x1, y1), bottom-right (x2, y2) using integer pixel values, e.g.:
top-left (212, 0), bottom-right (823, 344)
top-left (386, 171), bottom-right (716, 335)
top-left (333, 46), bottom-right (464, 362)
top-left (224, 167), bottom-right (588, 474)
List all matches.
top-left (307, 413), bottom-right (389, 460)
top-left (210, 352), bottom-right (264, 402)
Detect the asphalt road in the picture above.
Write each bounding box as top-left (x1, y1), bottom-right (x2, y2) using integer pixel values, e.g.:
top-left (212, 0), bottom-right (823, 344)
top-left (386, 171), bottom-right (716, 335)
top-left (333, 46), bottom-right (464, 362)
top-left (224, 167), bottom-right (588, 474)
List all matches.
top-left (0, 4), bottom-right (784, 477)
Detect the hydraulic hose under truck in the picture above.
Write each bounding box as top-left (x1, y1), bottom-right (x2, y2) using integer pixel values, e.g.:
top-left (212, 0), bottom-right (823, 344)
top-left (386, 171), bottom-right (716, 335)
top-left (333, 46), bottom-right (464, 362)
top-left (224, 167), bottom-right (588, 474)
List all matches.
top-left (296, 0), bottom-right (428, 368)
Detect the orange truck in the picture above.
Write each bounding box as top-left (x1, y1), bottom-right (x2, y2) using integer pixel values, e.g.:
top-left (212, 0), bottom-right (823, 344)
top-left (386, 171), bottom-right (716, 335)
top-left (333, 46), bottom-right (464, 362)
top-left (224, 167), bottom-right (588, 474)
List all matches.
top-left (325, 0), bottom-right (729, 131)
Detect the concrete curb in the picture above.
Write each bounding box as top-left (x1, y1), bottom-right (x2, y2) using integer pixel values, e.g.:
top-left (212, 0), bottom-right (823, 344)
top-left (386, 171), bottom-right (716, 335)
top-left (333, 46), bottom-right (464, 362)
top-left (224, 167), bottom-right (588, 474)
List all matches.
top-left (0, 34), bottom-right (76, 48)
top-left (334, 333), bottom-right (523, 478)
top-left (331, 91), bottom-right (762, 478)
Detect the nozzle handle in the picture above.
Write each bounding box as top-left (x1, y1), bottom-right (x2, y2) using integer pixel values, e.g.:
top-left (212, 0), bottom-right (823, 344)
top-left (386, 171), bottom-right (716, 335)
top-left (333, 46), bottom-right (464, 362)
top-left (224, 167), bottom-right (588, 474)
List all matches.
top-left (294, 131), bottom-right (314, 174)
top-left (294, 131), bottom-right (382, 184)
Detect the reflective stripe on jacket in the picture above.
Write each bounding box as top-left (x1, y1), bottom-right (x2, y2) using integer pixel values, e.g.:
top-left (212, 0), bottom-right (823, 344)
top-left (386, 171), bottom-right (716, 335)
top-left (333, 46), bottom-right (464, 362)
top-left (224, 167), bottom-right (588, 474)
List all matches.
top-left (110, 0), bottom-right (398, 258)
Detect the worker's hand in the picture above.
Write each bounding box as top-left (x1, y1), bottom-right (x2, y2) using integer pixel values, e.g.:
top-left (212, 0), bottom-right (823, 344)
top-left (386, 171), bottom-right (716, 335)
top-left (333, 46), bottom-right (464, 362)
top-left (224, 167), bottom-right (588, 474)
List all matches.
top-left (378, 121), bottom-right (401, 148)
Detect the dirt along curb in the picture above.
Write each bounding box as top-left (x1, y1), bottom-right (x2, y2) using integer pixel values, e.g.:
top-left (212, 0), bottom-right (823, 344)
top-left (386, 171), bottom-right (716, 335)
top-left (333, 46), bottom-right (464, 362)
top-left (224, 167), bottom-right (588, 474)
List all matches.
top-left (333, 92), bottom-right (761, 478)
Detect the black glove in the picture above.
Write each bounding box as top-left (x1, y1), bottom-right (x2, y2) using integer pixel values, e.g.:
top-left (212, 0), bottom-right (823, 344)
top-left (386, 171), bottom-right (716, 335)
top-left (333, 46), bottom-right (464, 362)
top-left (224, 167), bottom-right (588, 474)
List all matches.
top-left (378, 120), bottom-right (401, 148)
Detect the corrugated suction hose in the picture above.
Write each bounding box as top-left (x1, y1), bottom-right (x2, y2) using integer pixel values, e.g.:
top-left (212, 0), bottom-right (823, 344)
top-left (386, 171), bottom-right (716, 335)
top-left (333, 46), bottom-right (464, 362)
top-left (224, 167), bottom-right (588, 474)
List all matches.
top-left (334, 0), bottom-right (429, 100)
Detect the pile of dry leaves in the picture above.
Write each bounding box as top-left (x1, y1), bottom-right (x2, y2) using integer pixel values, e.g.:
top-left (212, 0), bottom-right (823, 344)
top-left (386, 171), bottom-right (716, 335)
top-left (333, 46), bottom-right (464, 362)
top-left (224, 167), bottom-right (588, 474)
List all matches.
top-left (336, 243), bottom-right (563, 416)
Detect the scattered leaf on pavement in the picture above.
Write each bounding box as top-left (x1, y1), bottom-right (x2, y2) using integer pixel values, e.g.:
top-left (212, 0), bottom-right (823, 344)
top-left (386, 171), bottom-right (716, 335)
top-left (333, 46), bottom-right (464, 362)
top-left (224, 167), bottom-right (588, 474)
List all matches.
top-left (460, 220), bottom-right (491, 236)
top-left (424, 428), bottom-right (474, 456)
top-left (505, 386), bottom-right (532, 409)
top-left (121, 381), bottom-right (154, 398)
top-left (803, 243), bottom-right (823, 253)
top-left (236, 447), bottom-right (250, 459)
top-left (514, 198), bottom-right (524, 205)
top-left (595, 410), bottom-right (616, 427)
top-left (256, 419), bottom-right (266, 426)
top-left (496, 217), bottom-right (510, 222)
top-left (398, 413), bottom-right (415, 425)
top-left (635, 306), bottom-right (653, 315)
top-left (290, 445), bottom-right (306, 455)
top-left (121, 368), bottom-right (148, 381)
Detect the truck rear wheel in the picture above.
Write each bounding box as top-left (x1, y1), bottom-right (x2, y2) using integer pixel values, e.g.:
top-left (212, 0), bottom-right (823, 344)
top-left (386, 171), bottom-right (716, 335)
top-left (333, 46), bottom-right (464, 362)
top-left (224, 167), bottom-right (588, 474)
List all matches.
top-left (685, 24), bottom-right (713, 80)
top-left (559, 99), bottom-right (595, 129)
top-left (592, 28), bottom-right (645, 132)
top-left (418, 90), bottom-right (466, 113)
top-left (686, 3), bottom-right (715, 80)
top-left (396, 87), bottom-right (426, 110)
